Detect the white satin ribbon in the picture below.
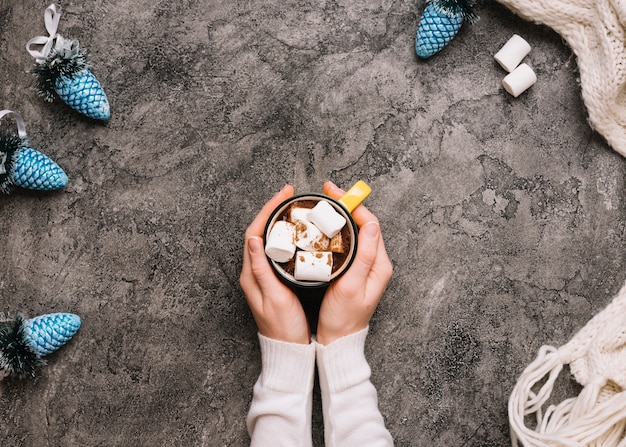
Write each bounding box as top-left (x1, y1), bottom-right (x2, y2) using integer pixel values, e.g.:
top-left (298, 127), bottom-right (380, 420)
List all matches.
top-left (25, 4), bottom-right (63, 63)
top-left (0, 110), bottom-right (28, 175)
top-left (0, 110), bottom-right (27, 139)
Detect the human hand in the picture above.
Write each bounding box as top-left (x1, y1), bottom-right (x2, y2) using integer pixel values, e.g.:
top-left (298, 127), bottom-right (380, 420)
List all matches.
top-left (316, 181), bottom-right (393, 345)
top-left (240, 185), bottom-right (311, 344)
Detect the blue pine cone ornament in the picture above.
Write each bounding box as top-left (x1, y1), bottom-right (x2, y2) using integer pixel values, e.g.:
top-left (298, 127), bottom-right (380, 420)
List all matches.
top-left (31, 39), bottom-right (110, 121)
top-left (0, 132), bottom-right (68, 193)
top-left (415, 0), bottom-right (478, 59)
top-left (23, 313), bottom-right (82, 357)
top-left (0, 313), bottom-right (81, 378)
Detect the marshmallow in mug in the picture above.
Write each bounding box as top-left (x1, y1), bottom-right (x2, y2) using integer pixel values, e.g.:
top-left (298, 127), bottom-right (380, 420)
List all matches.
top-left (290, 207), bottom-right (312, 224)
top-left (294, 251), bottom-right (333, 282)
top-left (307, 200), bottom-right (347, 238)
top-left (294, 220), bottom-right (330, 252)
top-left (264, 220), bottom-right (296, 263)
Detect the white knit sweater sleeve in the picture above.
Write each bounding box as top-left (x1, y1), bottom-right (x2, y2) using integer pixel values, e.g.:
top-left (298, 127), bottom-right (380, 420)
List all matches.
top-left (246, 333), bottom-right (316, 447)
top-left (316, 327), bottom-right (394, 447)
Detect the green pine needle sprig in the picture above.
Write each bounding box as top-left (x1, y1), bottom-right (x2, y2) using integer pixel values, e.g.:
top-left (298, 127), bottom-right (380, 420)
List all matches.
top-left (0, 314), bottom-right (45, 378)
top-left (432, 0), bottom-right (479, 23)
top-left (0, 133), bottom-right (25, 194)
top-left (30, 38), bottom-right (91, 102)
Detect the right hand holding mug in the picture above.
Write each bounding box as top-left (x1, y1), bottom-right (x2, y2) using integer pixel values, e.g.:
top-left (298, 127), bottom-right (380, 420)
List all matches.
top-left (316, 181), bottom-right (393, 345)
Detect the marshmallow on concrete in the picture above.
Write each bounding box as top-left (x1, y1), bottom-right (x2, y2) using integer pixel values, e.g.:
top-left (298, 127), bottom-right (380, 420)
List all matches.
top-left (265, 220), bottom-right (296, 263)
top-left (307, 200), bottom-right (346, 238)
top-left (294, 220), bottom-right (330, 252)
top-left (502, 63), bottom-right (537, 97)
top-left (294, 251), bottom-right (333, 282)
top-left (495, 34), bottom-right (531, 72)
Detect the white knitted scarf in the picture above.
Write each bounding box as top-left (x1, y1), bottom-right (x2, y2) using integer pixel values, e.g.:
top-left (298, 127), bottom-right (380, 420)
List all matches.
top-left (508, 281), bottom-right (626, 446)
top-left (495, 0), bottom-right (626, 158)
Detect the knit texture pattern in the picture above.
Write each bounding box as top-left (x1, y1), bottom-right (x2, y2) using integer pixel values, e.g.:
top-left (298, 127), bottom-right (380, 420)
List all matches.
top-left (508, 281), bottom-right (626, 446)
top-left (495, 0), bottom-right (626, 158)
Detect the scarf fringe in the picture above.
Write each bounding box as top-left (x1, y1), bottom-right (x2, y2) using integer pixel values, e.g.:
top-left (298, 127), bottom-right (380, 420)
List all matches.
top-left (509, 346), bottom-right (626, 446)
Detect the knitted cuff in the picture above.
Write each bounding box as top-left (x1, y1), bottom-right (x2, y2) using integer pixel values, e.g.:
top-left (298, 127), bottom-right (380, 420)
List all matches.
top-left (257, 333), bottom-right (316, 394)
top-left (315, 327), bottom-right (371, 394)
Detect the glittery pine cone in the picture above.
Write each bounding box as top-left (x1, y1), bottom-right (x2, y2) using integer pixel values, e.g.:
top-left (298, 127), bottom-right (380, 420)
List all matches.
top-left (0, 313), bottom-right (81, 378)
top-left (415, 0), bottom-right (478, 59)
top-left (0, 133), bottom-right (68, 193)
top-left (31, 38), bottom-right (110, 121)
top-left (23, 313), bottom-right (82, 357)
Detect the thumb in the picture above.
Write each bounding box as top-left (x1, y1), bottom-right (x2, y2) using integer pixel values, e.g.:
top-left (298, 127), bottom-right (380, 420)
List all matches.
top-left (247, 236), bottom-right (279, 290)
top-left (341, 222), bottom-right (380, 283)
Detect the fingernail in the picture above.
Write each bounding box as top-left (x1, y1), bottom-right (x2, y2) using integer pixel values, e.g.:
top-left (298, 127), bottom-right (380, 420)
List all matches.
top-left (248, 237), bottom-right (262, 253)
top-left (327, 181), bottom-right (340, 191)
top-left (362, 222), bottom-right (379, 239)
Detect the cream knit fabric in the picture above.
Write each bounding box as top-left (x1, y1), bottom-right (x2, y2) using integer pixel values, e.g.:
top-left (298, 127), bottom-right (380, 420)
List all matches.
top-left (508, 281), bottom-right (626, 446)
top-left (495, 0), bottom-right (626, 158)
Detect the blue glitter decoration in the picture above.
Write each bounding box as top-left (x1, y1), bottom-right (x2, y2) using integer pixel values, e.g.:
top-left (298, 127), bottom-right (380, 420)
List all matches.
top-left (55, 70), bottom-right (110, 121)
top-left (415, 1), bottom-right (477, 59)
top-left (11, 147), bottom-right (68, 191)
top-left (416, 3), bottom-right (463, 58)
top-left (28, 5), bottom-right (111, 121)
top-left (23, 313), bottom-right (81, 357)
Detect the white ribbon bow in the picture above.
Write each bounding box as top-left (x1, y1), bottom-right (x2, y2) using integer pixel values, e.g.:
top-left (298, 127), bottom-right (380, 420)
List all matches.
top-left (25, 4), bottom-right (67, 63)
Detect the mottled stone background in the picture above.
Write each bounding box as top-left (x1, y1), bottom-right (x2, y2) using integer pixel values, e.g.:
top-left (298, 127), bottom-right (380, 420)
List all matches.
top-left (0, 0), bottom-right (624, 446)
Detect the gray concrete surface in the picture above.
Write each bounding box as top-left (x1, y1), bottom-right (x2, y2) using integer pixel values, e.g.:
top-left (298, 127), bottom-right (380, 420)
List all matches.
top-left (1, 0), bottom-right (625, 445)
